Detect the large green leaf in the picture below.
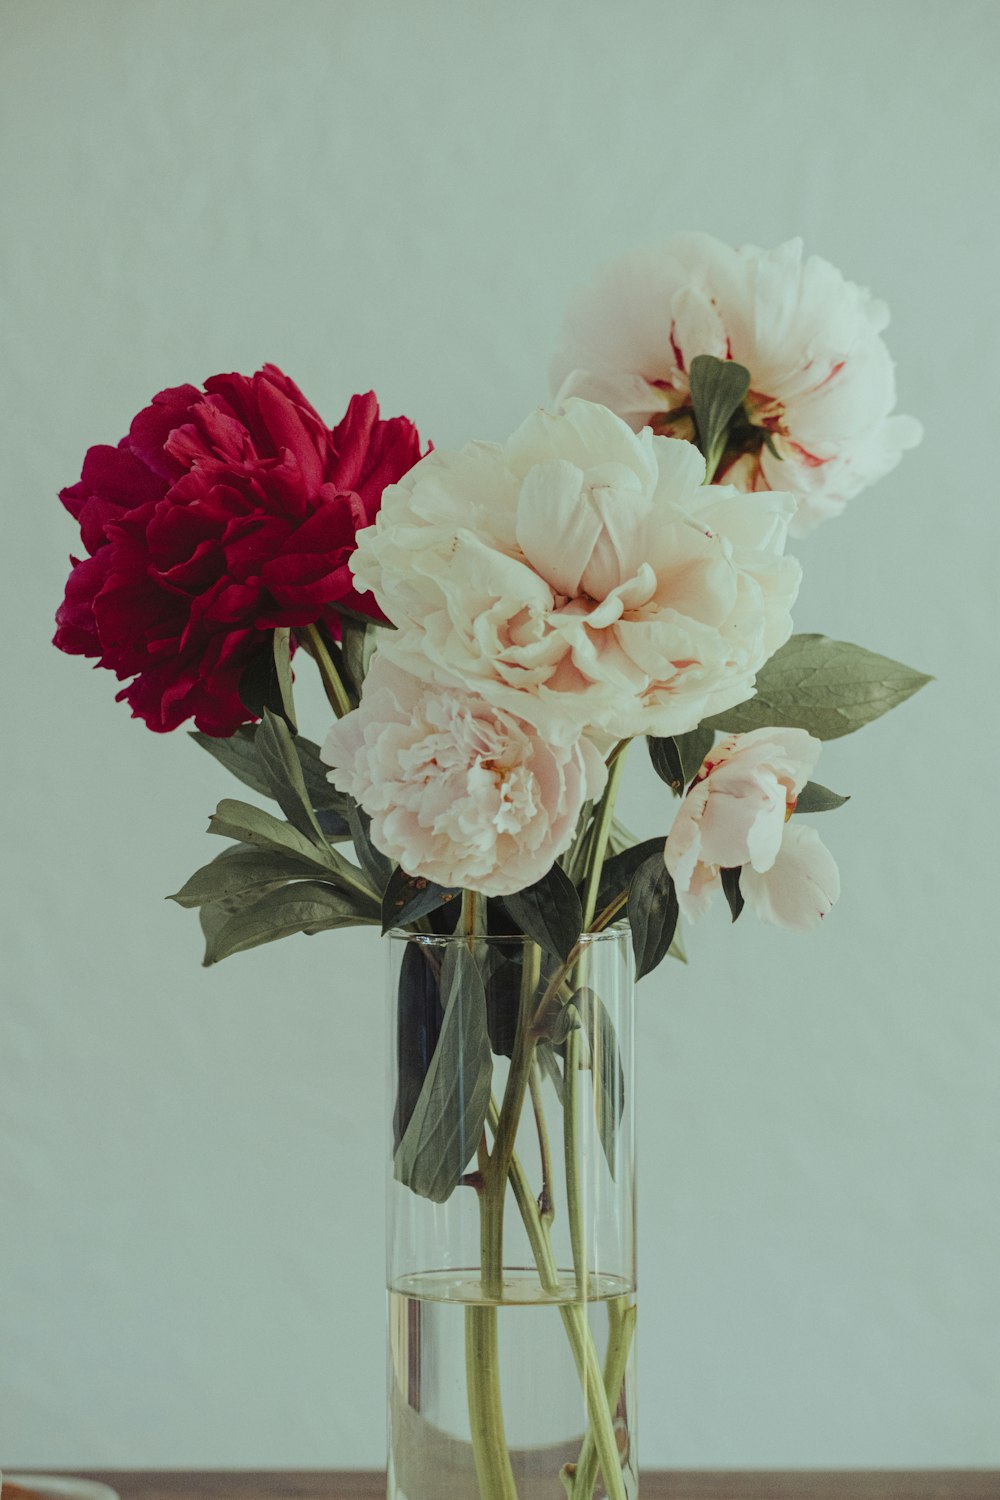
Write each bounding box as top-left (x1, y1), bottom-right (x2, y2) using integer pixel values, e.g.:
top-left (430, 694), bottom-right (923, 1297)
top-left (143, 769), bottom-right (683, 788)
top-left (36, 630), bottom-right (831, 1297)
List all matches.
top-left (381, 867), bottom-right (462, 935)
top-left (254, 709), bottom-right (327, 846)
top-left (647, 729), bottom-right (715, 795)
top-left (207, 798), bottom-right (376, 903)
top-left (572, 986), bottom-right (625, 1181)
top-left (627, 854), bottom-right (679, 980)
top-left (238, 627), bottom-right (297, 731)
top-left (701, 634), bottom-right (932, 741)
top-left (504, 864), bottom-right (582, 962)
top-left (394, 943), bottom-right (493, 1203)
top-left (592, 837), bottom-right (667, 916)
top-left (168, 844), bottom-right (331, 908)
top-left (346, 800), bottom-right (394, 895)
top-left (202, 881), bottom-right (377, 965)
top-left (191, 724), bottom-right (350, 814)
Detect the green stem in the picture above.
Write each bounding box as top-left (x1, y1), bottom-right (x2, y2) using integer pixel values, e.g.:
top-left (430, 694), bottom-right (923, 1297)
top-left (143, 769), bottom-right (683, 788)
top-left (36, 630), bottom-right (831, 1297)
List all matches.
top-left (563, 1017), bottom-right (586, 1294)
top-left (490, 1102), bottom-right (629, 1500)
top-left (567, 1295), bottom-right (637, 1500)
top-left (529, 1061), bottom-right (555, 1225)
top-left (300, 622), bottom-right (353, 718)
top-left (580, 745), bottom-right (629, 930)
top-left (465, 1305), bottom-right (518, 1500)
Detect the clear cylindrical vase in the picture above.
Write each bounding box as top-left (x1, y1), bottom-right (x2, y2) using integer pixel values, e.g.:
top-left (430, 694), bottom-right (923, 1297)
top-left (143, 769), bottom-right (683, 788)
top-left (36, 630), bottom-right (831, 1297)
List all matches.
top-left (386, 925), bottom-right (637, 1500)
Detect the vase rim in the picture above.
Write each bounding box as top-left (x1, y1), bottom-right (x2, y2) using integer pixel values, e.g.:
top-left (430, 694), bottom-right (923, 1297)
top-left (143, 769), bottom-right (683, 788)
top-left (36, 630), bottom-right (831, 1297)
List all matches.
top-left (384, 919), bottom-right (630, 947)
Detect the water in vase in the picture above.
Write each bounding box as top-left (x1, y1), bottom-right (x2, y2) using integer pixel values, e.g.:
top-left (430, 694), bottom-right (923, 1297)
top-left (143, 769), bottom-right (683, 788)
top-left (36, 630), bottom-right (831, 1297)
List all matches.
top-left (388, 1267), bottom-right (638, 1500)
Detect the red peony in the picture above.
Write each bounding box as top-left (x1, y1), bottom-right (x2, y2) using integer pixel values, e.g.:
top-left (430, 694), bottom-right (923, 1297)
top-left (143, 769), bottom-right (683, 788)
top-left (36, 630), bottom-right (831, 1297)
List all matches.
top-left (54, 365), bottom-right (426, 735)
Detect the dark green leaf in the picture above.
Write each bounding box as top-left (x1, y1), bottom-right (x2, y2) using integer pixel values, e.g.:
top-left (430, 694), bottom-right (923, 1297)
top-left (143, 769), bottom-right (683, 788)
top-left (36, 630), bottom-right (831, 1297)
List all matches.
top-left (394, 943), bottom-right (493, 1203)
top-left (535, 1040), bottom-right (565, 1105)
top-left (627, 855), bottom-right (679, 980)
top-left (647, 736), bottom-right (684, 793)
top-left (700, 634), bottom-right (932, 741)
top-left (168, 844), bottom-right (330, 908)
top-left (593, 837), bottom-right (668, 916)
top-left (208, 798), bottom-right (378, 905)
top-left (647, 728), bottom-right (714, 795)
top-left (393, 940), bottom-right (444, 1150)
top-left (208, 798), bottom-right (338, 867)
top-left (795, 780), bottom-right (850, 813)
top-left (191, 723), bottom-right (351, 815)
top-left (315, 806), bottom-right (351, 840)
top-left (346, 799), bottom-right (393, 895)
top-left (688, 354), bottom-right (751, 475)
top-left (504, 863), bottom-right (583, 962)
top-left (255, 709), bottom-right (327, 846)
top-left (202, 881), bottom-right (378, 964)
top-left (238, 629), bottom-right (296, 731)
top-left (483, 945), bottom-right (523, 1059)
top-left (720, 866), bottom-right (745, 923)
top-left (340, 617), bottom-right (378, 699)
top-left (572, 986), bottom-right (625, 1180)
top-left (381, 868), bottom-right (462, 935)
top-left (190, 726), bottom-right (273, 799)
top-left (272, 627), bottom-right (297, 731)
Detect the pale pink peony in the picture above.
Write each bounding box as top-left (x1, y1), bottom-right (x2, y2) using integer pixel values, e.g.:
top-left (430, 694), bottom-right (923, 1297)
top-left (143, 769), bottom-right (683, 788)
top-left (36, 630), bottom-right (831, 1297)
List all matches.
top-left (664, 727), bottom-right (839, 930)
top-left (320, 655), bottom-right (607, 897)
top-left (552, 234), bottom-right (922, 534)
top-left (351, 399), bottom-right (800, 747)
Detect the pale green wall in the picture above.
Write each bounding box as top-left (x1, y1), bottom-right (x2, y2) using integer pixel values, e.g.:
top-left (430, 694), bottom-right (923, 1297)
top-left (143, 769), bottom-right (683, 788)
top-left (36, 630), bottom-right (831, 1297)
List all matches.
top-left (2, 0), bottom-right (998, 1467)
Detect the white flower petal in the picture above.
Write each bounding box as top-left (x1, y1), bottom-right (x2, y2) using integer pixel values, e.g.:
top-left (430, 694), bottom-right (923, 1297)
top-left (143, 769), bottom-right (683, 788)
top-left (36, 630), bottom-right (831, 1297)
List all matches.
top-left (740, 822), bottom-right (840, 931)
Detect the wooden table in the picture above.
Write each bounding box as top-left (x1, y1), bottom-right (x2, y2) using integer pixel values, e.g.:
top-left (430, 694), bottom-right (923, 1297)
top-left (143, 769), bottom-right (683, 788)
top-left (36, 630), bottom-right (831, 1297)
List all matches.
top-left (37, 1472), bottom-right (1000, 1500)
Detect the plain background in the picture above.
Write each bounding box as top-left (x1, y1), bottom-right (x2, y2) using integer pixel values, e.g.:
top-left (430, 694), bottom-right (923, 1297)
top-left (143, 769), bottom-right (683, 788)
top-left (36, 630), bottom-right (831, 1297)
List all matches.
top-left (2, 0), bottom-right (998, 1470)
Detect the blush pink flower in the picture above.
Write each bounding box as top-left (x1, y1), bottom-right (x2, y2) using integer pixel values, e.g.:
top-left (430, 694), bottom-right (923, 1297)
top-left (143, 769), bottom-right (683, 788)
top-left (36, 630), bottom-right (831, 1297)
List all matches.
top-left (54, 366), bottom-right (425, 735)
top-left (552, 234), bottom-right (921, 534)
top-left (320, 656), bottom-right (607, 897)
top-left (351, 399), bottom-right (800, 747)
top-left (664, 727), bottom-right (839, 930)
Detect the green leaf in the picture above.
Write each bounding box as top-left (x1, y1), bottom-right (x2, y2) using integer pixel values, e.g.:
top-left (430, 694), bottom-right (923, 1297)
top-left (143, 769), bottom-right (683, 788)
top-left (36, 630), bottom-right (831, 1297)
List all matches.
top-left (688, 354), bottom-right (751, 475)
top-left (795, 780), bottom-right (850, 813)
top-left (647, 727), bottom-right (715, 795)
top-left (238, 628), bottom-right (297, 731)
top-left (381, 868), bottom-right (462, 935)
top-left (208, 798), bottom-right (337, 866)
top-left (346, 799), bottom-right (393, 895)
top-left (202, 881), bottom-right (377, 965)
top-left (572, 986), bottom-right (625, 1181)
top-left (720, 866), bottom-right (745, 923)
top-left (593, 837), bottom-right (668, 916)
top-left (535, 1040), bottom-right (565, 1105)
top-left (504, 863), bottom-right (583, 962)
top-left (168, 844), bottom-right (330, 908)
top-left (191, 724), bottom-right (351, 815)
top-left (341, 616), bottom-right (379, 699)
top-left (627, 854), bottom-right (679, 980)
top-left (700, 634), bottom-right (932, 741)
top-left (254, 709), bottom-right (328, 846)
top-left (393, 940), bottom-right (444, 1150)
top-left (272, 626), bottom-right (297, 731)
top-left (394, 943), bottom-right (493, 1203)
top-left (190, 727), bottom-right (273, 799)
top-left (208, 798), bottom-right (377, 905)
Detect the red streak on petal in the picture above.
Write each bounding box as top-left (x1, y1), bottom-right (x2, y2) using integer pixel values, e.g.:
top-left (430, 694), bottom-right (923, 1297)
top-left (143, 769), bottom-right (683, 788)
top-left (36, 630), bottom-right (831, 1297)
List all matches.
top-left (668, 321), bottom-right (686, 374)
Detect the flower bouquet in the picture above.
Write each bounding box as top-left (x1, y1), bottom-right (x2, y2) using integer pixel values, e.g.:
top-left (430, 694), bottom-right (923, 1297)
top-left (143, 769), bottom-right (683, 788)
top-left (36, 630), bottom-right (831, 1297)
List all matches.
top-left (55, 235), bottom-right (928, 1499)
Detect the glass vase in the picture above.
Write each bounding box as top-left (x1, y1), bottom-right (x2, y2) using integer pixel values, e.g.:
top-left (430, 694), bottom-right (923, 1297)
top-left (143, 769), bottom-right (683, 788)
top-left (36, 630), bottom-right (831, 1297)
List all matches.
top-left (386, 924), bottom-right (637, 1500)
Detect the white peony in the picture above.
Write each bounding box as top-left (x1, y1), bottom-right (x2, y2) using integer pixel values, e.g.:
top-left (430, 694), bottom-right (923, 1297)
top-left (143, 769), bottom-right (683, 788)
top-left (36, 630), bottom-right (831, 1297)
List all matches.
top-left (351, 399), bottom-right (801, 747)
top-left (552, 234), bottom-right (922, 534)
top-left (320, 655), bottom-right (607, 898)
top-left (664, 727), bottom-right (840, 930)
